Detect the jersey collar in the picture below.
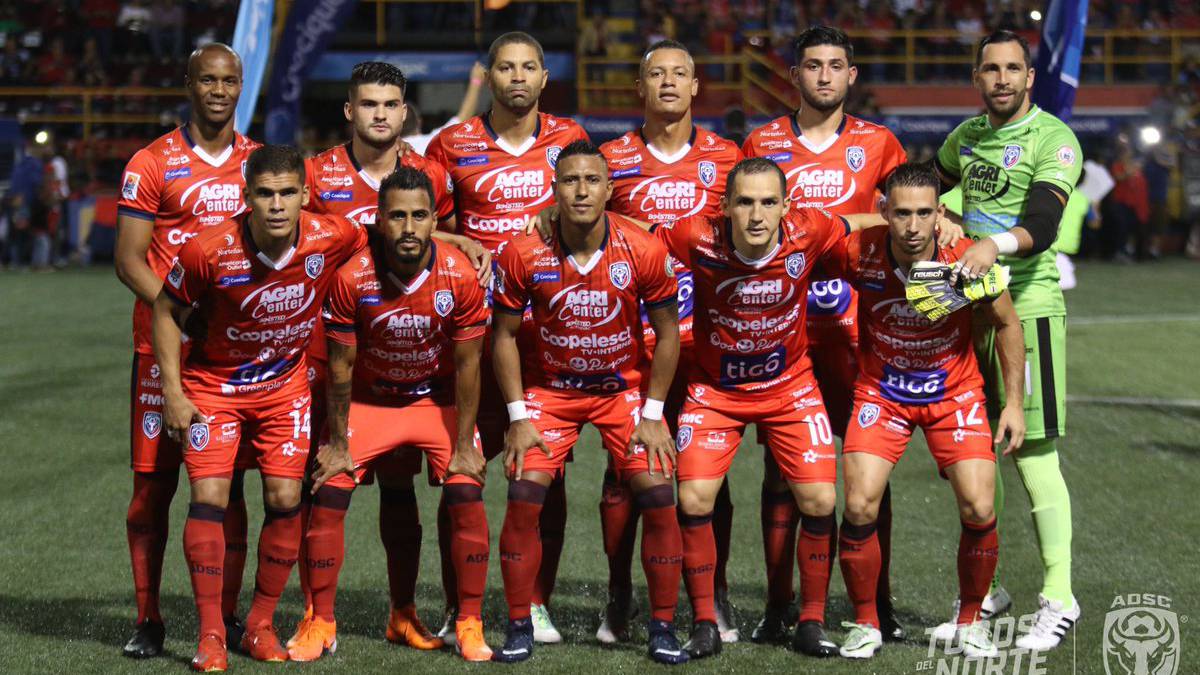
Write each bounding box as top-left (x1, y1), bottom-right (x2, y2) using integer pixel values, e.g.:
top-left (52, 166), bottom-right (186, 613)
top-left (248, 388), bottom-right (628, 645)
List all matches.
top-left (385, 241), bottom-right (437, 294)
top-left (342, 142), bottom-right (392, 190)
top-left (241, 214), bottom-right (299, 270)
top-left (483, 112), bottom-right (542, 157)
top-left (181, 126), bottom-right (235, 168)
top-left (991, 105), bottom-right (1041, 132)
top-left (557, 215), bottom-right (610, 275)
top-left (639, 126), bottom-right (697, 165)
top-left (789, 112), bottom-right (847, 155)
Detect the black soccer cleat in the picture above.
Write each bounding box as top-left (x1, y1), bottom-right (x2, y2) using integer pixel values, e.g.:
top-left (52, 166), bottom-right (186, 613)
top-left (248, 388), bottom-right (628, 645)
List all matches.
top-left (683, 620), bottom-right (722, 659)
top-left (493, 618), bottom-right (535, 663)
top-left (122, 619), bottom-right (165, 659)
top-left (792, 620), bottom-right (838, 657)
top-left (750, 604), bottom-right (796, 645)
top-left (647, 619), bottom-right (690, 665)
top-left (223, 615), bottom-right (246, 649)
top-left (877, 596), bottom-right (906, 642)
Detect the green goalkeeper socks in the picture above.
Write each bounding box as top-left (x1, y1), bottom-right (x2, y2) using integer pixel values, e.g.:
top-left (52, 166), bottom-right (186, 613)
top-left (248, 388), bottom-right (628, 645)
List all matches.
top-left (990, 460), bottom-right (1005, 593)
top-left (1013, 439), bottom-right (1074, 609)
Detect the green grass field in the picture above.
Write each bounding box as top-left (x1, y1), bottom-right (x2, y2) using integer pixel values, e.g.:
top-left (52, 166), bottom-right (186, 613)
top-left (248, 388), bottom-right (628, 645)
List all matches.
top-left (1, 261), bottom-right (1197, 674)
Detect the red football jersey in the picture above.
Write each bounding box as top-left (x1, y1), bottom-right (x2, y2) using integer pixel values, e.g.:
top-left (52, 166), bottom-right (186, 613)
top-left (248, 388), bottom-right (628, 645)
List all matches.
top-left (493, 213), bottom-right (677, 396)
top-left (323, 242), bottom-right (489, 407)
top-left (426, 112), bottom-right (590, 255)
top-left (824, 228), bottom-right (985, 404)
top-left (118, 127), bottom-right (260, 353)
top-left (743, 113), bottom-right (906, 342)
top-left (163, 211), bottom-right (367, 405)
top-left (656, 208), bottom-right (848, 394)
top-left (305, 143), bottom-right (455, 227)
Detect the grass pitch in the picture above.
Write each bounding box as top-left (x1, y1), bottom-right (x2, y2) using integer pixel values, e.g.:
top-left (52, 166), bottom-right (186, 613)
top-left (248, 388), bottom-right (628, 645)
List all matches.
top-left (1, 261), bottom-right (1197, 674)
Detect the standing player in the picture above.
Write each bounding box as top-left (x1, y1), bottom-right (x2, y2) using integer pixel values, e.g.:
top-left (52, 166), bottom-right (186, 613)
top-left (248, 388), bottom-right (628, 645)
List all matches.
top-left (658, 158), bottom-right (886, 658)
top-left (296, 60), bottom-right (489, 652)
top-left (935, 30), bottom-right (1084, 650)
top-left (596, 39), bottom-right (743, 644)
top-left (288, 168), bottom-right (494, 662)
top-left (741, 25), bottom-right (908, 643)
top-left (426, 31), bottom-right (590, 642)
top-left (114, 43), bottom-right (258, 658)
top-left (825, 163), bottom-right (1025, 659)
top-left (491, 141), bottom-right (688, 665)
top-left (152, 146), bottom-right (366, 671)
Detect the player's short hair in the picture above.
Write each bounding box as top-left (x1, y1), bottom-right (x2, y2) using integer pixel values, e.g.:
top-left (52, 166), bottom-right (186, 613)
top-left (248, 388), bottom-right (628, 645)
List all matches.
top-left (884, 162), bottom-right (940, 196)
top-left (554, 139), bottom-right (606, 176)
top-left (350, 61), bottom-right (407, 100)
top-left (487, 31), bottom-right (545, 68)
top-left (186, 42), bottom-right (242, 79)
top-left (378, 166), bottom-right (435, 214)
top-left (245, 144), bottom-right (305, 185)
top-left (793, 25), bottom-right (854, 65)
top-left (975, 30), bottom-right (1032, 69)
top-left (727, 158), bottom-right (787, 197)
top-left (640, 39), bottom-right (694, 77)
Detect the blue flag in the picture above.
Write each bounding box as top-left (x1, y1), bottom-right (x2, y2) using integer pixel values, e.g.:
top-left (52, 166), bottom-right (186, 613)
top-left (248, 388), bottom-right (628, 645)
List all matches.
top-left (1032, 0), bottom-right (1089, 121)
top-left (263, 0), bottom-right (357, 144)
top-left (231, 0), bottom-right (275, 134)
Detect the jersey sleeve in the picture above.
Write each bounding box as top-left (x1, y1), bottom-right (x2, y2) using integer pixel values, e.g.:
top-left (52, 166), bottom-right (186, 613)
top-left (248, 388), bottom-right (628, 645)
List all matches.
top-left (876, 131), bottom-right (908, 190)
top-left (334, 215), bottom-right (369, 264)
top-left (117, 148), bottom-right (163, 221)
top-left (809, 207), bottom-right (852, 259)
top-left (303, 157), bottom-right (329, 215)
top-left (651, 217), bottom-right (694, 268)
top-left (570, 122), bottom-right (592, 144)
top-left (740, 135), bottom-right (759, 158)
top-left (934, 122), bottom-right (967, 181)
top-left (492, 242), bottom-right (529, 314)
top-left (429, 161), bottom-right (456, 222)
top-left (163, 237), bottom-right (210, 306)
top-left (1032, 124), bottom-right (1083, 197)
top-left (637, 236), bottom-right (678, 310)
top-left (818, 230), bottom-right (858, 280)
top-left (322, 268), bottom-right (359, 345)
top-left (424, 130), bottom-right (450, 169)
top-left (451, 268), bottom-right (490, 341)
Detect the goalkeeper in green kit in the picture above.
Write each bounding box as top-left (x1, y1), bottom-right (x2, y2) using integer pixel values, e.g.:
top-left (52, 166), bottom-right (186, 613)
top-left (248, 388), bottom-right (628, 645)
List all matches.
top-left (930, 29), bottom-right (1081, 651)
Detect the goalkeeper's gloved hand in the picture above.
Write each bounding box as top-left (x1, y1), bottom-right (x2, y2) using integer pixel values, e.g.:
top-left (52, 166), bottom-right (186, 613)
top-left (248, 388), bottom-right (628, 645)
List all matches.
top-left (905, 261), bottom-right (1009, 321)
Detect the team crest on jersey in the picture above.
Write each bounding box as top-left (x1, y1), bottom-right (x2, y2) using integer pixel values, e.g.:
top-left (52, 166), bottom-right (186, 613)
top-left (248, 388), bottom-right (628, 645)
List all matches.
top-left (167, 262), bottom-right (185, 289)
top-left (1003, 144), bottom-right (1023, 168)
top-left (609, 262), bottom-right (631, 289)
top-left (305, 254), bottom-right (325, 279)
top-left (122, 172), bottom-right (141, 200)
top-left (785, 252), bottom-right (806, 279)
top-left (189, 423), bottom-right (210, 451)
top-left (142, 412), bottom-right (162, 439)
top-left (846, 146), bottom-right (866, 173)
top-left (546, 146), bottom-right (563, 168)
top-left (434, 290), bottom-right (454, 317)
top-left (858, 403), bottom-right (880, 428)
top-left (1056, 145), bottom-right (1076, 166)
top-left (698, 161), bottom-right (717, 187)
top-left (677, 425), bottom-right (693, 450)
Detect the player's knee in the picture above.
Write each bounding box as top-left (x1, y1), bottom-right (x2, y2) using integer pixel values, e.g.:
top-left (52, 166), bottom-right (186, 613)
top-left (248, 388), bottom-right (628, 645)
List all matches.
top-left (792, 483), bottom-right (836, 517)
top-left (677, 483), bottom-right (716, 516)
top-left (843, 492), bottom-right (881, 525)
top-left (959, 498), bottom-right (995, 525)
top-left (263, 478), bottom-right (302, 511)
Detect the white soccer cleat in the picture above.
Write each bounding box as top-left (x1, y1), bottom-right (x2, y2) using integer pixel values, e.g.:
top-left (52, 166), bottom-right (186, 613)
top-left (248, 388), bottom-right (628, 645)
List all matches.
top-left (957, 622), bottom-right (998, 659)
top-left (435, 606), bottom-right (457, 647)
top-left (531, 604), bottom-right (563, 644)
top-left (838, 622), bottom-right (882, 659)
top-left (1015, 594), bottom-right (1080, 651)
top-left (715, 589), bottom-right (740, 643)
top-left (931, 587), bottom-right (1012, 642)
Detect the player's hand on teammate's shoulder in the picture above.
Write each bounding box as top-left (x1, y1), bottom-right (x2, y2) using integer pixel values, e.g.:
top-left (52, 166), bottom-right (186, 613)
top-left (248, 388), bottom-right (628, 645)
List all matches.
top-left (936, 218), bottom-right (965, 247)
top-left (631, 418), bottom-right (676, 478)
top-left (163, 391), bottom-right (204, 444)
top-left (950, 237), bottom-right (1000, 285)
top-left (527, 206), bottom-right (557, 241)
top-left (503, 420), bottom-right (550, 480)
top-left (394, 138), bottom-right (414, 160)
top-left (994, 403), bottom-right (1026, 456)
top-left (459, 237), bottom-right (493, 287)
top-left (448, 439), bottom-right (488, 485)
top-left (310, 439), bottom-right (358, 492)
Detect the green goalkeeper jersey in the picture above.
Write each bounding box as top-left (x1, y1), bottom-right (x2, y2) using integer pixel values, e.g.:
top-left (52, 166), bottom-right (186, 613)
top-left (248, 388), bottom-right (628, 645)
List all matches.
top-left (935, 105), bottom-right (1082, 318)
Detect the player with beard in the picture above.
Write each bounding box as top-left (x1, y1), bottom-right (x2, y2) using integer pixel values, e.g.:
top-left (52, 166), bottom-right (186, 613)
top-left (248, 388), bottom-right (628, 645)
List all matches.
top-left (115, 43), bottom-right (259, 659)
top-left (426, 31), bottom-right (589, 643)
top-left (595, 39), bottom-right (743, 646)
top-left (742, 26), bottom-right (908, 648)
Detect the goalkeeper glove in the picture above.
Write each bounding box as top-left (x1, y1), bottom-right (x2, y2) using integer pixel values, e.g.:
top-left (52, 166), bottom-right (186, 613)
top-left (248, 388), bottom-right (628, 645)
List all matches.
top-left (905, 261), bottom-right (1009, 321)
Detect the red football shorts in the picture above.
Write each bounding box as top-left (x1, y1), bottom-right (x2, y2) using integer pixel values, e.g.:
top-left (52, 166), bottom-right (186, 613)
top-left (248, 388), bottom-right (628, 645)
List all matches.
top-left (677, 377), bottom-right (838, 485)
top-left (842, 388), bottom-right (995, 473)
top-left (184, 390), bottom-right (313, 481)
top-left (322, 399), bottom-right (479, 489)
top-left (130, 352), bottom-right (182, 472)
top-left (522, 387), bottom-right (649, 480)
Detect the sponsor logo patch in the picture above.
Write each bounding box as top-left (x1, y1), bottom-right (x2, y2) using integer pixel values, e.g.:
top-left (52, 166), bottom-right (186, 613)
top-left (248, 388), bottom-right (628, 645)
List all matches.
top-left (458, 155), bottom-right (489, 167)
top-left (320, 190), bottom-right (353, 201)
top-left (122, 172), bottom-right (141, 200)
top-left (167, 262), bottom-right (185, 289)
top-left (164, 167), bottom-right (192, 182)
top-left (611, 167), bottom-right (642, 179)
top-left (532, 271), bottom-right (561, 283)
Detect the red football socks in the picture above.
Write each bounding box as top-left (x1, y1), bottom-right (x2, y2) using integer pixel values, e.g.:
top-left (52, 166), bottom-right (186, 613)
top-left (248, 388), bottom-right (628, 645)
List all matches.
top-left (379, 485), bottom-right (421, 609)
top-left (500, 480), bottom-right (547, 621)
top-left (797, 513), bottom-right (836, 624)
top-left (599, 468), bottom-right (638, 595)
top-left (838, 519), bottom-right (881, 628)
top-left (305, 487), bottom-right (352, 622)
top-left (445, 484), bottom-right (489, 619)
top-left (184, 503), bottom-right (226, 639)
top-left (761, 486), bottom-right (801, 609)
top-left (221, 474), bottom-right (248, 619)
top-left (679, 511), bottom-right (717, 623)
top-left (127, 471), bottom-right (177, 624)
top-left (437, 491), bottom-right (457, 607)
top-left (637, 485), bottom-right (683, 623)
top-left (957, 518), bottom-right (999, 624)
top-left (245, 505), bottom-right (302, 629)
top-left (533, 474), bottom-right (567, 606)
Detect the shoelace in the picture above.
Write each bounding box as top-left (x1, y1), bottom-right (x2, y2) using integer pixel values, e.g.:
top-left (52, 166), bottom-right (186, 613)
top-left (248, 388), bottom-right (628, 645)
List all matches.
top-left (1030, 606), bottom-right (1061, 636)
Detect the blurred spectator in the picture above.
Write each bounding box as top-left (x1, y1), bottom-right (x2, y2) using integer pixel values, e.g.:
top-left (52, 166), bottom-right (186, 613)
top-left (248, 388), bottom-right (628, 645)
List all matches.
top-left (579, 13), bottom-right (607, 57)
top-left (722, 107), bottom-right (747, 147)
top-left (1142, 142), bottom-right (1175, 259)
top-left (955, 4), bottom-right (985, 48)
top-left (45, 140), bottom-right (70, 267)
top-left (35, 36), bottom-right (73, 86)
top-left (4, 137), bottom-right (47, 269)
top-left (1106, 135), bottom-right (1149, 262)
top-left (117, 0), bottom-right (154, 57)
top-left (151, 0), bottom-right (185, 60)
top-left (862, 0), bottom-right (898, 81)
top-left (0, 34), bottom-right (30, 85)
top-left (80, 0), bottom-right (119, 61)
top-left (921, 0), bottom-right (958, 81)
top-left (402, 62), bottom-right (488, 155)
top-left (77, 36), bottom-right (109, 87)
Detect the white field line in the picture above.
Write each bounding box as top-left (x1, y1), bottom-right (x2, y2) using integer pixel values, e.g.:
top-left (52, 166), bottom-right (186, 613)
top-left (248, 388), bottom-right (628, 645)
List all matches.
top-left (1068, 395), bottom-right (1200, 410)
top-left (1068, 313), bottom-right (1200, 326)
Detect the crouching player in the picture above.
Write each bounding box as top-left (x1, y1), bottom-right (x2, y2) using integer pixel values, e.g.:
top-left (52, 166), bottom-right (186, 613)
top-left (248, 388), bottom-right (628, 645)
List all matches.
top-left (152, 145), bottom-right (367, 671)
top-left (492, 141), bottom-right (689, 664)
top-left (288, 167), bottom-right (494, 662)
top-left (827, 164), bottom-right (1026, 659)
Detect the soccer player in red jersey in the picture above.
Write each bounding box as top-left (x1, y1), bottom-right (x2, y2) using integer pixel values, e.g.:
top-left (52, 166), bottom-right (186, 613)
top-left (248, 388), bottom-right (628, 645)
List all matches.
top-left (294, 60), bottom-right (491, 652)
top-left (152, 145), bottom-right (367, 671)
top-left (596, 39), bottom-right (743, 645)
top-left (822, 164), bottom-right (1025, 659)
top-left (742, 25), bottom-right (908, 643)
top-left (491, 141), bottom-right (688, 665)
top-left (114, 43), bottom-right (259, 658)
top-left (426, 31), bottom-right (589, 641)
top-left (285, 167), bottom-right (494, 662)
top-left (657, 158), bottom-right (888, 659)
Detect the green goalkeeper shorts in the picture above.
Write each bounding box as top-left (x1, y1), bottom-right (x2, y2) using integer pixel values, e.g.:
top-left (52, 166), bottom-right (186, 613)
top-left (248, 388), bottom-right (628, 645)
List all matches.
top-left (974, 315), bottom-right (1067, 441)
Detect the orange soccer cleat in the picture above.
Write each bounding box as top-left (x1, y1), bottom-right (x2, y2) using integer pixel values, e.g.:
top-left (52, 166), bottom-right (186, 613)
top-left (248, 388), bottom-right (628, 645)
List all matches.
top-left (190, 633), bottom-right (228, 672)
top-left (286, 604), bottom-right (315, 649)
top-left (455, 617), bottom-right (493, 662)
top-left (239, 622), bottom-right (288, 662)
top-left (287, 616), bottom-right (338, 662)
top-left (386, 604), bottom-right (445, 650)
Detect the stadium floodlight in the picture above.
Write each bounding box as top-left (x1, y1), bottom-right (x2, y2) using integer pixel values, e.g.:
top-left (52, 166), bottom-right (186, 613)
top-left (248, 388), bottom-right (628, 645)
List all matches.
top-left (1140, 125), bottom-right (1162, 146)
top-left (1030, 10), bottom-right (1043, 21)
top-left (34, 130), bottom-right (49, 144)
